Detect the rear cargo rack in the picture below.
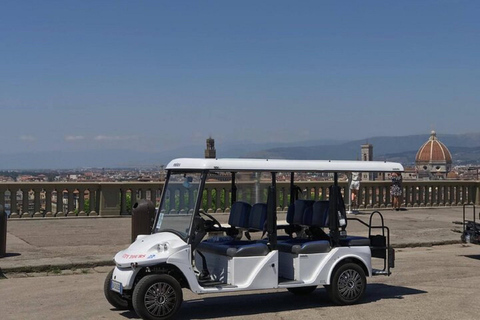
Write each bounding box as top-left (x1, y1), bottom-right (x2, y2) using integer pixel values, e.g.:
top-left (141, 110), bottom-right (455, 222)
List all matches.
top-left (347, 211), bottom-right (394, 276)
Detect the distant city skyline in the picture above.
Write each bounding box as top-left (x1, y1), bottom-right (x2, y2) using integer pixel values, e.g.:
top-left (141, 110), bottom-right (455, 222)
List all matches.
top-left (1, 1), bottom-right (479, 158)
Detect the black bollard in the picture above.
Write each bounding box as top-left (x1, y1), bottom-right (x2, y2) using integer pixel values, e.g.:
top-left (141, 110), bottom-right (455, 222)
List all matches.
top-left (0, 205), bottom-right (6, 257)
top-left (131, 200), bottom-right (156, 243)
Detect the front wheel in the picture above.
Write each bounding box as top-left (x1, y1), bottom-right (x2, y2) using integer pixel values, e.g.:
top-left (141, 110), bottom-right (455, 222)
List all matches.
top-left (132, 274), bottom-right (183, 320)
top-left (104, 268), bottom-right (131, 310)
top-left (326, 263), bottom-right (366, 305)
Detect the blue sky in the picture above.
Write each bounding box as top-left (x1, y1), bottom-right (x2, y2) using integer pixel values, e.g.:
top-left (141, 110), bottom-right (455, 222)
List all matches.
top-left (1, 1), bottom-right (479, 155)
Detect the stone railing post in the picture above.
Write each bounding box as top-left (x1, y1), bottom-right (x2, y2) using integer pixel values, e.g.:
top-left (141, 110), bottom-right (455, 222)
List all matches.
top-left (0, 188), bottom-right (5, 211)
top-left (476, 182), bottom-right (480, 206)
top-left (22, 189), bottom-right (29, 217)
top-left (99, 184), bottom-right (121, 216)
top-left (120, 188), bottom-right (128, 215)
top-left (67, 189), bottom-right (75, 216)
top-left (77, 189), bottom-right (86, 216)
top-left (33, 188), bottom-right (42, 217)
top-left (45, 188), bottom-right (53, 217)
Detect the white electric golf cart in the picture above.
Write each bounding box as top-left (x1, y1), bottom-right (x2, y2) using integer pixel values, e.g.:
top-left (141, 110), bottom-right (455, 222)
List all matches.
top-left (105, 158), bottom-right (403, 320)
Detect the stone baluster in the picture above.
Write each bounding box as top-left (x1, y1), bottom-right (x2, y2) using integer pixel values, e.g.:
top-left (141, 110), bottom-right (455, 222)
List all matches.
top-left (55, 189), bottom-right (63, 216)
top-left (425, 185), bottom-right (431, 206)
top-left (455, 186), bottom-right (461, 206)
top-left (437, 185), bottom-right (443, 206)
top-left (450, 185), bottom-right (455, 206)
top-left (33, 188), bottom-right (42, 217)
top-left (443, 185), bottom-right (449, 206)
top-left (67, 189), bottom-right (75, 216)
top-left (434, 186), bottom-right (440, 206)
top-left (131, 188), bottom-right (138, 208)
top-left (469, 185), bottom-right (475, 205)
top-left (89, 188), bottom-right (97, 215)
top-left (206, 187), bottom-right (213, 213)
top-left (475, 184), bottom-right (480, 206)
top-left (363, 186), bottom-right (370, 209)
top-left (22, 189), bottom-right (30, 217)
top-left (45, 188), bottom-right (53, 217)
top-left (378, 185), bottom-right (385, 208)
top-left (120, 188), bottom-right (128, 215)
top-left (402, 185), bottom-right (409, 207)
top-left (179, 188), bottom-right (185, 213)
top-left (224, 188), bottom-right (231, 211)
top-left (0, 189), bottom-right (5, 212)
top-left (215, 188), bottom-right (223, 213)
top-left (8, 190), bottom-right (17, 217)
top-left (77, 189), bottom-right (86, 216)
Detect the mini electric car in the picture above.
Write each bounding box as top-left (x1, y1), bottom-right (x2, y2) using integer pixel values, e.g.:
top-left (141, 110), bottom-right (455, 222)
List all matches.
top-left (105, 158), bottom-right (403, 320)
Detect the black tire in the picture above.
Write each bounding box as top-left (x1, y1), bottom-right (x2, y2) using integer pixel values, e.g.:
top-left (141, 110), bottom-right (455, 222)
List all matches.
top-left (287, 286), bottom-right (317, 295)
top-left (327, 262), bottom-right (366, 305)
top-left (132, 274), bottom-right (183, 320)
top-left (104, 268), bottom-right (131, 310)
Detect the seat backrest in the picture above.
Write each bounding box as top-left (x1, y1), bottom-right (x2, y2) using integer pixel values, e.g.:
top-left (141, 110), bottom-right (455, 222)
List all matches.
top-left (311, 200), bottom-right (330, 227)
top-left (249, 203), bottom-right (267, 231)
top-left (286, 204), bottom-right (295, 224)
top-left (228, 201), bottom-right (252, 229)
top-left (328, 185), bottom-right (347, 228)
top-left (293, 200), bottom-right (315, 225)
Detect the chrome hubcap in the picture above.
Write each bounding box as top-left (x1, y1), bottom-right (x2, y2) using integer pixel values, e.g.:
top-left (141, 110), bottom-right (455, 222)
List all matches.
top-left (144, 282), bottom-right (176, 317)
top-left (338, 269), bottom-right (363, 300)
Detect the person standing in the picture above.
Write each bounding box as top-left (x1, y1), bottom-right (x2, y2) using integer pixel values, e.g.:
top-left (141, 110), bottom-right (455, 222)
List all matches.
top-left (349, 172), bottom-right (361, 211)
top-left (390, 172), bottom-right (403, 211)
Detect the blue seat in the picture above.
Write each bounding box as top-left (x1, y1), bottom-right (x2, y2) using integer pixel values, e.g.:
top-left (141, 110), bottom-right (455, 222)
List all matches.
top-left (249, 203), bottom-right (267, 231)
top-left (197, 202), bottom-right (270, 257)
top-left (196, 241), bottom-right (269, 257)
top-left (277, 238), bottom-right (330, 254)
top-left (228, 201), bottom-right (251, 229)
top-left (311, 200), bottom-right (329, 227)
top-left (293, 200), bottom-right (315, 225)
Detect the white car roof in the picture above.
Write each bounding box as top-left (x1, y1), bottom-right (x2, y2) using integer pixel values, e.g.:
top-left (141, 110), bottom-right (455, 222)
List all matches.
top-left (165, 158), bottom-right (404, 173)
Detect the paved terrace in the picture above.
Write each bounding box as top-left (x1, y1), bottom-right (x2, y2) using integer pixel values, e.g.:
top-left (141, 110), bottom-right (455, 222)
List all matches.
top-left (0, 206), bottom-right (470, 274)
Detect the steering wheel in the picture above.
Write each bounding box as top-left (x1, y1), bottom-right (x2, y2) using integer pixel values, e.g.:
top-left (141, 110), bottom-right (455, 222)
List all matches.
top-left (199, 210), bottom-right (223, 229)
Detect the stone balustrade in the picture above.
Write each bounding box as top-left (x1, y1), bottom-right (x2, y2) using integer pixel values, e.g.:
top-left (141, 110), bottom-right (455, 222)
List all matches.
top-left (0, 180), bottom-right (479, 218)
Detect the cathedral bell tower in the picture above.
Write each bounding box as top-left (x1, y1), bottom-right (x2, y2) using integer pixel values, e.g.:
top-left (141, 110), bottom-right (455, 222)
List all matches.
top-left (205, 137), bottom-right (216, 159)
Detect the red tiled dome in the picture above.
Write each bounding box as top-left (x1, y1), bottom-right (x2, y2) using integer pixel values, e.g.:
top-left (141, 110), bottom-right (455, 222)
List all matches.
top-left (415, 131), bottom-right (452, 164)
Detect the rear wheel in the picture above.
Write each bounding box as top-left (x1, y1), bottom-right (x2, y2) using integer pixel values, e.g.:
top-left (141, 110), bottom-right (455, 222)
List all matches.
top-left (287, 286), bottom-right (317, 295)
top-left (327, 263), bottom-right (366, 305)
top-left (104, 268), bottom-right (131, 310)
top-left (132, 274), bottom-right (183, 320)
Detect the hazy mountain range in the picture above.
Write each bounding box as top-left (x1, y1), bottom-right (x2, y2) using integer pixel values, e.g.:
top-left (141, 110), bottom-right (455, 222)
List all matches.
top-left (1, 133), bottom-right (480, 170)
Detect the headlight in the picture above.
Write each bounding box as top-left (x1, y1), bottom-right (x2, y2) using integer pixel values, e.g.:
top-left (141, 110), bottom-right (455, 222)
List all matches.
top-left (157, 242), bottom-right (169, 252)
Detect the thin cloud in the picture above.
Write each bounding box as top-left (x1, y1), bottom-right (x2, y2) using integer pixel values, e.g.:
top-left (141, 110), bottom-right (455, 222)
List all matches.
top-left (19, 135), bottom-right (37, 142)
top-left (65, 135), bottom-right (85, 141)
top-left (94, 135), bottom-right (138, 141)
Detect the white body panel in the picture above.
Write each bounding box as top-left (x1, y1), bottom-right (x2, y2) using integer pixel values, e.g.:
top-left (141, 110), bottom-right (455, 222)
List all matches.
top-left (111, 230), bottom-right (372, 294)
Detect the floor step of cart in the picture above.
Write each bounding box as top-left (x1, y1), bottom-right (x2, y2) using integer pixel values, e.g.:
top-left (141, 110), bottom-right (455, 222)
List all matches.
top-left (372, 269), bottom-right (390, 276)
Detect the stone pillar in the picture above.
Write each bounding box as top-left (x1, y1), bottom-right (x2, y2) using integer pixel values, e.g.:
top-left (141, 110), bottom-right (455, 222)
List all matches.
top-left (0, 189), bottom-right (5, 211)
top-left (475, 183), bottom-right (480, 206)
top-left (22, 189), bottom-right (29, 217)
top-left (99, 185), bottom-right (121, 216)
top-left (87, 188), bottom-right (97, 216)
top-left (45, 189), bottom-right (53, 217)
top-left (67, 189), bottom-right (75, 216)
top-left (120, 189), bottom-right (128, 215)
top-left (78, 189), bottom-right (86, 216)
top-left (56, 189), bottom-right (64, 216)
top-left (131, 188), bottom-right (138, 210)
top-left (33, 188), bottom-right (42, 217)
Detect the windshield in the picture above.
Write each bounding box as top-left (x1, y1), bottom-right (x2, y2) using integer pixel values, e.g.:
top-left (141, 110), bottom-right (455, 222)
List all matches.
top-left (154, 172), bottom-right (203, 239)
